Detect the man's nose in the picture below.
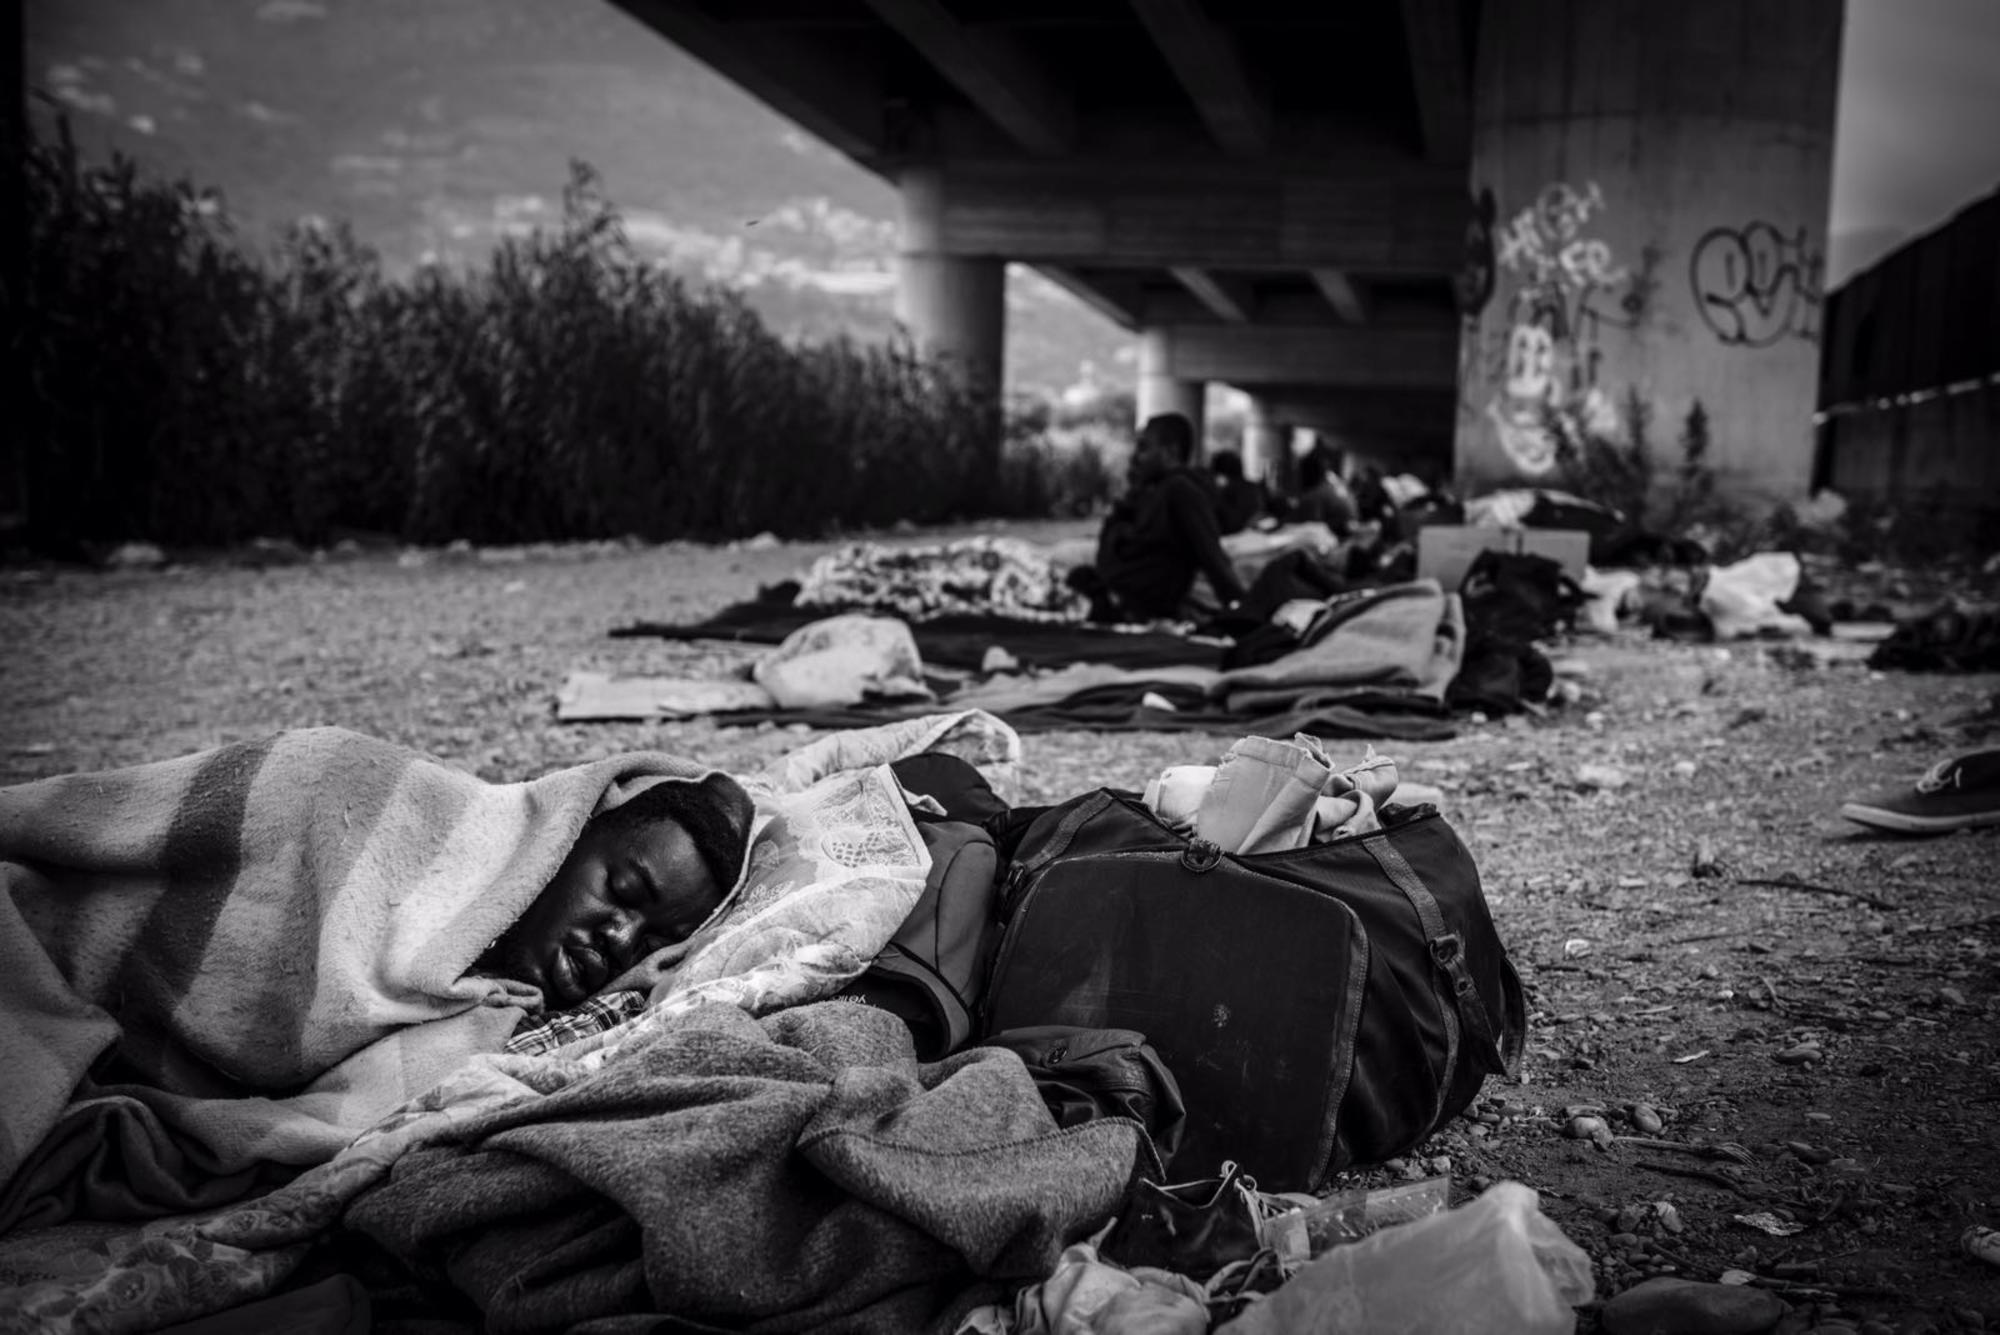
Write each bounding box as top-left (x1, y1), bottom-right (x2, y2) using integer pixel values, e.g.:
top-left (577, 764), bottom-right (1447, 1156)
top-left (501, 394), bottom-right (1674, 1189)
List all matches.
top-left (595, 913), bottom-right (646, 966)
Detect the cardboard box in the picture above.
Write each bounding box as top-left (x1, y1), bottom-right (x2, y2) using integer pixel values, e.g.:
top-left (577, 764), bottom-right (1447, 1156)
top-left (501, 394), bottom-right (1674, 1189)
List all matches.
top-left (1416, 526), bottom-right (1592, 592)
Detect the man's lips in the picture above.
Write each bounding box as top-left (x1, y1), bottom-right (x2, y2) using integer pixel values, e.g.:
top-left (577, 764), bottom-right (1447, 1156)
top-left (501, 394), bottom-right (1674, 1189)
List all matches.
top-left (550, 941), bottom-right (611, 1006)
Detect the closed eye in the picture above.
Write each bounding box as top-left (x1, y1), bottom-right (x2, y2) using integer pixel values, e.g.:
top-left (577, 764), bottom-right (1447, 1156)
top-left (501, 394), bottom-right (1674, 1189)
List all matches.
top-left (609, 865), bottom-right (647, 909)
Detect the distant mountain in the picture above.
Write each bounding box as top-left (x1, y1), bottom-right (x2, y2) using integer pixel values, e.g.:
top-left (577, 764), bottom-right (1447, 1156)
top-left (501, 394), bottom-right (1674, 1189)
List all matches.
top-left (24, 0), bottom-right (1132, 397)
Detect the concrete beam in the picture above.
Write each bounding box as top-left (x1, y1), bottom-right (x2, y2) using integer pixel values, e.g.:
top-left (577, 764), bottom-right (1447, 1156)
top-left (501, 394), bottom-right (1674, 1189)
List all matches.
top-left (859, 0), bottom-right (1074, 155)
top-left (1128, 0), bottom-right (1272, 156)
top-left (1159, 323), bottom-right (1457, 389)
top-left (922, 160), bottom-right (1464, 272)
top-left (1398, 0), bottom-right (1470, 162)
top-left (1310, 268), bottom-right (1371, 324)
top-left (1169, 267), bottom-right (1253, 324)
top-left (1035, 266), bottom-right (1145, 327)
top-left (613, 1), bottom-right (883, 163)
top-left (1256, 387), bottom-right (1457, 439)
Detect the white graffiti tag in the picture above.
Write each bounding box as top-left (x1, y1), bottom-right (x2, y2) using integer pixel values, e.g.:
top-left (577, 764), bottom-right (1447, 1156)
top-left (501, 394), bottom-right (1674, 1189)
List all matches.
top-left (1481, 179), bottom-right (1642, 476)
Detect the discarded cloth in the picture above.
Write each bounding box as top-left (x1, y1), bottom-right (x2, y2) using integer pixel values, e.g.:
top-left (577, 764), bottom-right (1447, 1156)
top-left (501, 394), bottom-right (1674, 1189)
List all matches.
top-left (341, 1001), bottom-right (1148, 1334)
top-left (753, 613), bottom-right (935, 709)
top-left (0, 728), bottom-right (738, 1233)
top-left (1701, 552), bottom-right (1815, 640)
top-left (799, 537), bottom-right (1089, 623)
top-left (956, 1241), bottom-right (1209, 1335)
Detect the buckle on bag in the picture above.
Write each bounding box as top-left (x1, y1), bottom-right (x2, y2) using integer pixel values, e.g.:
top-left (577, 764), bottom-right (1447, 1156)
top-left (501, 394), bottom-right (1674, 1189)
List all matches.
top-left (1428, 933), bottom-right (1463, 966)
top-left (1181, 839), bottom-right (1223, 872)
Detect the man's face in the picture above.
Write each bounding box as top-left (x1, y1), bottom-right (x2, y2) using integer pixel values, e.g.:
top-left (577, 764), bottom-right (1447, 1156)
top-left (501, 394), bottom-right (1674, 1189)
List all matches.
top-left (1128, 433), bottom-right (1174, 487)
top-left (484, 814), bottom-right (722, 1010)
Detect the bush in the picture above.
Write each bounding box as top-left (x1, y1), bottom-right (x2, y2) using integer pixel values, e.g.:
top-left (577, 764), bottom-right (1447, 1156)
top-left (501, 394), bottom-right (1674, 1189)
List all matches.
top-left (15, 128), bottom-right (1019, 549)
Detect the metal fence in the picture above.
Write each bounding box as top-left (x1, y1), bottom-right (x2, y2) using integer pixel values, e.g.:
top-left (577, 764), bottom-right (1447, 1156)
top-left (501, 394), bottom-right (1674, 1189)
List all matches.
top-left (1814, 187), bottom-right (2000, 518)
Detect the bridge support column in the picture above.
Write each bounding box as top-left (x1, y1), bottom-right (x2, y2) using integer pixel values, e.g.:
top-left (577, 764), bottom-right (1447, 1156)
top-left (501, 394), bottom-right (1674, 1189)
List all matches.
top-left (896, 168), bottom-right (1004, 405)
top-left (1454, 0), bottom-right (1844, 507)
top-left (1137, 328), bottom-right (1206, 443)
top-left (1242, 395), bottom-right (1291, 486)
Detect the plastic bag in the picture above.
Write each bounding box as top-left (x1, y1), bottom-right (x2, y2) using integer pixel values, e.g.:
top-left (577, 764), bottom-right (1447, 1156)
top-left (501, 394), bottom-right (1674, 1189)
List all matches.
top-left (1700, 552), bottom-right (1813, 640)
top-left (752, 614), bottom-right (933, 708)
top-left (1217, 1181), bottom-right (1595, 1335)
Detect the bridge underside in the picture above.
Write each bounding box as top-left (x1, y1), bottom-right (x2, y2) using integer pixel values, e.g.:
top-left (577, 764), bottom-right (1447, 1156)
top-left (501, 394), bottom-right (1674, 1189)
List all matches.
top-left (616, 0), bottom-right (1842, 503)
top-left (614, 0), bottom-right (1475, 474)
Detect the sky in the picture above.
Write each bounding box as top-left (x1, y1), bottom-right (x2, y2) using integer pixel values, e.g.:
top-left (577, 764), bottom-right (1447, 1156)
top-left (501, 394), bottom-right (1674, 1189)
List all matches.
top-left (1829, 0), bottom-right (2000, 280)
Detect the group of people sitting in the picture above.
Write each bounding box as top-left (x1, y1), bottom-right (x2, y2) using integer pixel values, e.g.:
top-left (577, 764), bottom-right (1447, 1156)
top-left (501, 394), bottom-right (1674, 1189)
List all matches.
top-left (1076, 411), bottom-right (1411, 626)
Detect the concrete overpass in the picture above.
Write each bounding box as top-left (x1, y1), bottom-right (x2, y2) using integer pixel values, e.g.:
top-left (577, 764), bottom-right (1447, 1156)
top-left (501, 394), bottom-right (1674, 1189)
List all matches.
top-left (612, 0), bottom-right (1844, 503)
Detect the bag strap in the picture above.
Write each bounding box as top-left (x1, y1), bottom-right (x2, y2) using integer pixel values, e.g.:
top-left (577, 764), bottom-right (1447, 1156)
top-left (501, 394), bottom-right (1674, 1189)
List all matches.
top-left (1364, 836), bottom-right (1509, 1075)
top-left (998, 789), bottom-right (1119, 918)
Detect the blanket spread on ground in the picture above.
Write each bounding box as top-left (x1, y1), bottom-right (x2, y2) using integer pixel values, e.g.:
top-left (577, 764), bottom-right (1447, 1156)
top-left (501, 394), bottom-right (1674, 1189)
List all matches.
top-left (0, 727), bottom-right (730, 1232)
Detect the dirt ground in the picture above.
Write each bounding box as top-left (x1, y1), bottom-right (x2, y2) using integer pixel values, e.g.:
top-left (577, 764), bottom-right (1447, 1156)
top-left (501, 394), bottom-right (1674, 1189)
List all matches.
top-left (3, 520), bottom-right (1997, 1333)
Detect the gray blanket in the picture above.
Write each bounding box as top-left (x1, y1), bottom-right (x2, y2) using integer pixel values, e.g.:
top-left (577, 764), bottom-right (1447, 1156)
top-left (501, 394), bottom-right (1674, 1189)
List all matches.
top-left (341, 1000), bottom-right (1149, 1334)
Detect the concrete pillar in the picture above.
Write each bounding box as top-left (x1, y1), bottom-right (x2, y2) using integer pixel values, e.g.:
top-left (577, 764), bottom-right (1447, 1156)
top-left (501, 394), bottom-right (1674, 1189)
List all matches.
top-left (1454, 0), bottom-right (1844, 508)
top-left (896, 167), bottom-right (1004, 401)
top-left (1136, 328), bottom-right (1206, 441)
top-left (1241, 395), bottom-right (1290, 485)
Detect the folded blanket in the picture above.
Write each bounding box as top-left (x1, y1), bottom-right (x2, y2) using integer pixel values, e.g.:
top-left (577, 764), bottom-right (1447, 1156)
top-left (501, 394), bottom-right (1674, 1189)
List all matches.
top-left (0, 727), bottom-right (728, 1232)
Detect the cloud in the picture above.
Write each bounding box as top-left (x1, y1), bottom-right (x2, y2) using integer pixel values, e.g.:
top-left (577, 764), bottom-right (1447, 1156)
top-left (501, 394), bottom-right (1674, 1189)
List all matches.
top-left (256, 1), bottom-right (328, 23)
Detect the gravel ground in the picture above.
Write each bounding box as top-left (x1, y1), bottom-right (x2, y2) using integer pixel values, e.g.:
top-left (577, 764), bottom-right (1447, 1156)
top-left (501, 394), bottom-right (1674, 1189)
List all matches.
top-left (3, 520), bottom-right (1997, 1332)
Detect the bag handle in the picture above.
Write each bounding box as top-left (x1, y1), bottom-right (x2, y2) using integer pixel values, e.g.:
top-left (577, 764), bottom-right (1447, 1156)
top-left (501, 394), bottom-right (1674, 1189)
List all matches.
top-left (1363, 837), bottom-right (1509, 1076)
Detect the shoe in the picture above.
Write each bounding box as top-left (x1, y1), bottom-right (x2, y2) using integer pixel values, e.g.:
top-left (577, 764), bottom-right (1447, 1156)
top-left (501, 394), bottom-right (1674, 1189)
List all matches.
top-left (1839, 750), bottom-right (2000, 835)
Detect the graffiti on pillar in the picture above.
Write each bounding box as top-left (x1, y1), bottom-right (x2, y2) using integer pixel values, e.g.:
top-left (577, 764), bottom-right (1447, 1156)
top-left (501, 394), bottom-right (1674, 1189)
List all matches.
top-left (1455, 187), bottom-right (1498, 317)
top-left (1689, 222), bottom-right (1824, 347)
top-left (1480, 181), bottom-right (1651, 476)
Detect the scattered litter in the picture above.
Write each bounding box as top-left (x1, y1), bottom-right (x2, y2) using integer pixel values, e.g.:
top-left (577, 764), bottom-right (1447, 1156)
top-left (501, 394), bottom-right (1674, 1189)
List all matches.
top-left (1734, 1212), bottom-right (1806, 1237)
top-left (1575, 763), bottom-right (1629, 791)
top-left (1563, 938), bottom-right (1593, 959)
top-left (1671, 1050), bottom-right (1711, 1064)
top-left (1964, 1225), bottom-right (2000, 1268)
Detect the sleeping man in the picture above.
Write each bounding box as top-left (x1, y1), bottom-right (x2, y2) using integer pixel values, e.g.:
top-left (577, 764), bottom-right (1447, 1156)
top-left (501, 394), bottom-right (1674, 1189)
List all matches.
top-left (476, 772), bottom-right (758, 1011)
top-left (0, 728), bottom-right (761, 1233)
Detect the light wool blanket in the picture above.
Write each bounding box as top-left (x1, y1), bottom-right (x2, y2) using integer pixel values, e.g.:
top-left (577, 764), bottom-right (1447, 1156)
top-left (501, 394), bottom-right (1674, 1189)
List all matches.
top-left (0, 726), bottom-right (727, 1227)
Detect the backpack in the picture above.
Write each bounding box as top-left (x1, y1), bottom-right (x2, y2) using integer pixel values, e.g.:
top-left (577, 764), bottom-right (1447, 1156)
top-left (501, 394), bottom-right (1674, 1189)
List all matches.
top-left (981, 789), bottom-right (1524, 1190)
top-left (834, 810), bottom-right (1003, 1061)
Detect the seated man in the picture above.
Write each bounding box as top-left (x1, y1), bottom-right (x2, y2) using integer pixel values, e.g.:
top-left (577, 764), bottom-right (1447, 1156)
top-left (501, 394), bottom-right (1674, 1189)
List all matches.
top-left (1208, 449), bottom-right (1270, 536)
top-left (479, 774), bottom-right (757, 1010)
top-left (1088, 412), bottom-right (1248, 621)
top-left (1290, 451), bottom-right (1357, 537)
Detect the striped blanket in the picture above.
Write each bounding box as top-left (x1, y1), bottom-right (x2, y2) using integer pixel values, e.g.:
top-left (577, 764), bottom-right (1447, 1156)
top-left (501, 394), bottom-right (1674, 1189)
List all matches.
top-left (0, 727), bottom-right (724, 1232)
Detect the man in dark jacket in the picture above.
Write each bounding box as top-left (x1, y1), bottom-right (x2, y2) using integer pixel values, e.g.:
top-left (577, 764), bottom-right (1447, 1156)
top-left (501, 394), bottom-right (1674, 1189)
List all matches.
top-left (1089, 413), bottom-right (1248, 620)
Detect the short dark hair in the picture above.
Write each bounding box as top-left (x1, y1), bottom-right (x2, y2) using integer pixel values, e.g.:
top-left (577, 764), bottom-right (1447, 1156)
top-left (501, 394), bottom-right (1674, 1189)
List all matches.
top-left (1299, 452), bottom-right (1328, 489)
top-left (1211, 449), bottom-right (1244, 480)
top-left (591, 773), bottom-right (756, 894)
top-left (1139, 412), bottom-right (1196, 464)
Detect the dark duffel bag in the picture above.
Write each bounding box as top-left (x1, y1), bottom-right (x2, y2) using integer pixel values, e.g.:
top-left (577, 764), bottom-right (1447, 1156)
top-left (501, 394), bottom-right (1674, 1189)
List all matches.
top-left (981, 789), bottom-right (1525, 1191)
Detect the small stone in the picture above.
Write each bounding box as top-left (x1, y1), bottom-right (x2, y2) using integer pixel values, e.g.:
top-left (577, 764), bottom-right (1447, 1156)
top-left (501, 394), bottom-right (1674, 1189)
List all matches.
top-left (1953, 1307), bottom-right (1986, 1330)
top-left (105, 540), bottom-right (167, 570)
top-left (1654, 1201), bottom-right (1686, 1234)
top-left (1776, 1044), bottom-right (1823, 1065)
top-left (1577, 763), bottom-right (1630, 790)
top-left (1672, 760), bottom-right (1700, 778)
top-left (1940, 986), bottom-right (1969, 1007)
top-left (1599, 1277), bottom-right (1789, 1335)
top-left (1632, 1104), bottom-right (1665, 1135)
top-left (1569, 1114), bottom-right (1611, 1140)
top-left (1858, 1322), bottom-right (1896, 1335)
